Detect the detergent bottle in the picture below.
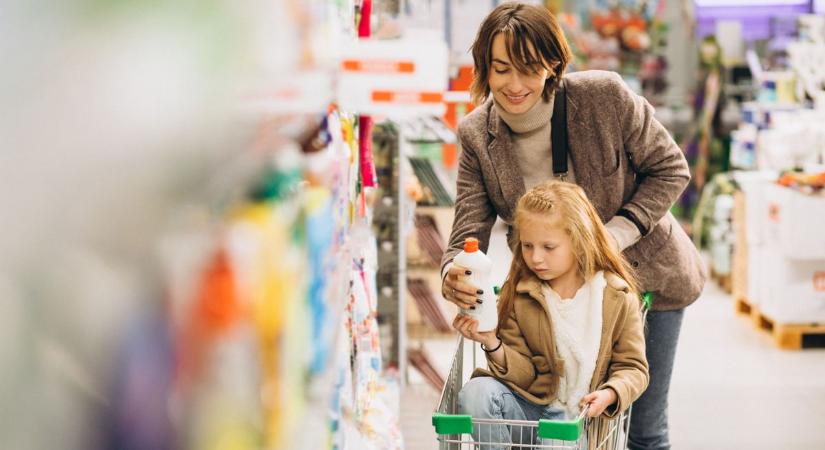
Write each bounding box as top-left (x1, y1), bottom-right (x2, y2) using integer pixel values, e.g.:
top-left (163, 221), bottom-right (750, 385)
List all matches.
top-left (452, 238), bottom-right (497, 331)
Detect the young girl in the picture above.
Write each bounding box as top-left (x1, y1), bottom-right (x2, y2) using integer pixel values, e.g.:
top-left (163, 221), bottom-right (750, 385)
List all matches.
top-left (453, 181), bottom-right (649, 447)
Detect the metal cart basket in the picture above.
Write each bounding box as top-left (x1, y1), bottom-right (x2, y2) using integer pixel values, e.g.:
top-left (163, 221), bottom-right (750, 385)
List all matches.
top-left (431, 294), bottom-right (652, 450)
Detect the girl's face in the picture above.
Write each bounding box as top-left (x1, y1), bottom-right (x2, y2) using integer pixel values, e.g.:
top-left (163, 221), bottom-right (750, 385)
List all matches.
top-left (519, 213), bottom-right (578, 283)
top-left (488, 34), bottom-right (549, 115)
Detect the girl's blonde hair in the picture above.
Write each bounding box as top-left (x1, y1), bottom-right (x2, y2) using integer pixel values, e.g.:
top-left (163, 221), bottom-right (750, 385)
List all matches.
top-left (498, 181), bottom-right (638, 325)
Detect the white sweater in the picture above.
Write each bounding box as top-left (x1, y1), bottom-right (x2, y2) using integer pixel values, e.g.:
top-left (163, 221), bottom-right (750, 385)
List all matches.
top-left (541, 271), bottom-right (607, 418)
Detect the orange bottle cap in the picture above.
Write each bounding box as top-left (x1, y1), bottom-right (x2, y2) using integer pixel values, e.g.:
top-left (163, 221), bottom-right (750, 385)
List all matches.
top-left (464, 238), bottom-right (479, 252)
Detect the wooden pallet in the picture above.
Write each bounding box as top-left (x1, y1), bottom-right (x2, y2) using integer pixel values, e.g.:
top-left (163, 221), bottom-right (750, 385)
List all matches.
top-left (734, 297), bottom-right (764, 331)
top-left (734, 296), bottom-right (754, 316)
top-left (711, 268), bottom-right (732, 294)
top-left (735, 297), bottom-right (825, 350)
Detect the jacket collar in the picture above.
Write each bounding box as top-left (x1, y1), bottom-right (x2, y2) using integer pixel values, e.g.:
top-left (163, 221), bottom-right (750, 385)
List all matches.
top-left (485, 100), bottom-right (522, 220)
top-left (515, 273), bottom-right (546, 303)
top-left (515, 271), bottom-right (630, 304)
top-left (604, 272), bottom-right (631, 293)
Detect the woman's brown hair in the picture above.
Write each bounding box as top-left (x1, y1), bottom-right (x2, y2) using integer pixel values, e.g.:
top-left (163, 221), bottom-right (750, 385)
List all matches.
top-left (497, 181), bottom-right (639, 330)
top-left (469, 2), bottom-right (572, 104)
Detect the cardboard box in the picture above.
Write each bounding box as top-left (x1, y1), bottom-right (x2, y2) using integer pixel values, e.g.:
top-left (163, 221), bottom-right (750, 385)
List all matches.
top-left (709, 194), bottom-right (735, 275)
top-left (710, 239), bottom-right (733, 275)
top-left (765, 184), bottom-right (825, 261)
top-left (757, 246), bottom-right (825, 323)
top-left (746, 243), bottom-right (768, 306)
top-left (732, 171), bottom-right (778, 246)
top-left (731, 192), bottom-right (748, 300)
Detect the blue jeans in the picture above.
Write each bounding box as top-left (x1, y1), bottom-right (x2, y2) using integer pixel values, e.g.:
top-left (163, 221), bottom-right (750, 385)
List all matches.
top-left (458, 377), bottom-right (566, 450)
top-left (628, 308), bottom-right (685, 450)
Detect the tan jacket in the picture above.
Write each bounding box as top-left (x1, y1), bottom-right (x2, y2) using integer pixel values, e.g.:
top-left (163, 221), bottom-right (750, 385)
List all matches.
top-left (442, 70), bottom-right (706, 311)
top-left (473, 272), bottom-right (648, 418)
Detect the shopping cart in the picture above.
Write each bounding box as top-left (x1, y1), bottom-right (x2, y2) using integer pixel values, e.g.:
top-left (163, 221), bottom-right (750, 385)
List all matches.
top-left (431, 293), bottom-right (652, 450)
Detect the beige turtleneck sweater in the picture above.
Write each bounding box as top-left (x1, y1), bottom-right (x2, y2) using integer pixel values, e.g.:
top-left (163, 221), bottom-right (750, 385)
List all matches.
top-left (494, 96), bottom-right (641, 251)
top-left (495, 95), bottom-right (573, 191)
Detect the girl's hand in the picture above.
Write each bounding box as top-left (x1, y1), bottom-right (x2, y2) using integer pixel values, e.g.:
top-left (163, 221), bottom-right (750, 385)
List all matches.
top-left (452, 314), bottom-right (498, 348)
top-left (442, 266), bottom-right (484, 310)
top-left (580, 389), bottom-right (618, 418)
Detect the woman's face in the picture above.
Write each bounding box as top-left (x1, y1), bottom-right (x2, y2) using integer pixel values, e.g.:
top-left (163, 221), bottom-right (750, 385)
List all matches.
top-left (488, 33), bottom-right (549, 115)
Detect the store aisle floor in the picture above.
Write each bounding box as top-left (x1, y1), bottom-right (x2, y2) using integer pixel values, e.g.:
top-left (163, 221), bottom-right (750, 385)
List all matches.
top-left (669, 280), bottom-right (825, 450)
top-left (402, 277), bottom-right (825, 450)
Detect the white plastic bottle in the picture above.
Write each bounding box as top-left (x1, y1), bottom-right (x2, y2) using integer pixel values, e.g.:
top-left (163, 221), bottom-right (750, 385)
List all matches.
top-left (452, 237), bottom-right (497, 332)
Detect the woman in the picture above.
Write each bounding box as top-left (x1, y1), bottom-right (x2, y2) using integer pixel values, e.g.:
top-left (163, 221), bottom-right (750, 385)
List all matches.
top-left (440, 3), bottom-right (706, 450)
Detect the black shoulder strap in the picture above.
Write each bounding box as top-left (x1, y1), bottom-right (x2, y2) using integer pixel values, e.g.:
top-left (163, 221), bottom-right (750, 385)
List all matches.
top-left (551, 80), bottom-right (568, 179)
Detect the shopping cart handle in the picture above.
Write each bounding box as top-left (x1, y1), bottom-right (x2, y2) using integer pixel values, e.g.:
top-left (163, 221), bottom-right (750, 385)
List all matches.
top-left (641, 291), bottom-right (653, 309)
top-left (432, 413), bottom-right (473, 435)
top-left (537, 416), bottom-right (584, 441)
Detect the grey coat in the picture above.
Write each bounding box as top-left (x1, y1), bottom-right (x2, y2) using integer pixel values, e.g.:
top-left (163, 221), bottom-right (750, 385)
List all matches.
top-left (442, 70), bottom-right (706, 311)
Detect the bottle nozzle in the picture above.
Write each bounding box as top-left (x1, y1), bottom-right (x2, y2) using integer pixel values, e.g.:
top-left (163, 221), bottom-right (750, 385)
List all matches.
top-left (463, 238), bottom-right (479, 253)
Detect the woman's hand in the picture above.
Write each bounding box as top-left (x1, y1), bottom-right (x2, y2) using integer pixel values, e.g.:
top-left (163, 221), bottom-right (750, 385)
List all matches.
top-left (442, 266), bottom-right (484, 309)
top-left (452, 314), bottom-right (498, 347)
top-left (580, 388), bottom-right (618, 418)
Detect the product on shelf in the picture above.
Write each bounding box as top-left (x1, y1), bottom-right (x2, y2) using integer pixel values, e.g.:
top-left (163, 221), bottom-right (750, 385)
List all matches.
top-left (105, 106), bottom-right (403, 450)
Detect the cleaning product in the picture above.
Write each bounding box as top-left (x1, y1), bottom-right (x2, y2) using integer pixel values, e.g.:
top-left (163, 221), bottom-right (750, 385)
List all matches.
top-left (452, 238), bottom-right (497, 331)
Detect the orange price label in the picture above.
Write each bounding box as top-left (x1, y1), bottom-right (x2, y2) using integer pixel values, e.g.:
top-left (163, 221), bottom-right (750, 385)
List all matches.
top-left (768, 203), bottom-right (780, 222)
top-left (814, 272), bottom-right (825, 292)
top-left (371, 90), bottom-right (443, 104)
top-left (342, 59), bottom-right (416, 74)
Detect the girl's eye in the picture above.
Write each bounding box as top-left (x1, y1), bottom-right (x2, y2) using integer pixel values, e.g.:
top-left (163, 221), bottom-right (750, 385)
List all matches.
top-left (494, 68), bottom-right (509, 74)
top-left (522, 243), bottom-right (532, 249)
top-left (544, 245), bottom-right (556, 251)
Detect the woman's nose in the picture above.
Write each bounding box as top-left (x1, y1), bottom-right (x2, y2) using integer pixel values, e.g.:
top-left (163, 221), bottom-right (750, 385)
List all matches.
top-left (507, 72), bottom-right (524, 90)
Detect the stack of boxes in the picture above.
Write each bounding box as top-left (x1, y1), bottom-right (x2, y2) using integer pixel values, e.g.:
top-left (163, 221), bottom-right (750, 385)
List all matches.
top-left (733, 171), bottom-right (777, 309)
top-left (710, 193), bottom-right (735, 281)
top-left (733, 171), bottom-right (825, 324)
top-left (760, 183), bottom-right (825, 323)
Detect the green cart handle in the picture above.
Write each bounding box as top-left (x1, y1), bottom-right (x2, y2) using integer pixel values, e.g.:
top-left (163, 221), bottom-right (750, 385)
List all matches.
top-left (537, 415), bottom-right (584, 441)
top-left (641, 291), bottom-right (653, 310)
top-left (432, 413), bottom-right (473, 435)
top-left (432, 412), bottom-right (585, 441)
top-left (536, 403), bottom-right (591, 441)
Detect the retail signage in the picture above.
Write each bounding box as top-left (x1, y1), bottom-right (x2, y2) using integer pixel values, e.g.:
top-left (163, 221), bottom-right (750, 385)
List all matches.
top-left (337, 37), bottom-right (448, 117)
